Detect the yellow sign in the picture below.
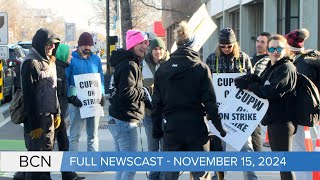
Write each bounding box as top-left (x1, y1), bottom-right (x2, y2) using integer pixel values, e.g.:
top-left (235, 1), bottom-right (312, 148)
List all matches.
top-left (110, 45), bottom-right (116, 55)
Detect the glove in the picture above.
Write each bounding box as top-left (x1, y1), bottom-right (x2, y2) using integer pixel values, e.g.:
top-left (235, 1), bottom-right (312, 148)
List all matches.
top-left (68, 96), bottom-right (83, 107)
top-left (29, 128), bottom-right (44, 139)
top-left (211, 119), bottom-right (227, 137)
top-left (54, 115), bottom-right (61, 129)
top-left (100, 96), bottom-right (105, 107)
top-left (234, 76), bottom-right (249, 90)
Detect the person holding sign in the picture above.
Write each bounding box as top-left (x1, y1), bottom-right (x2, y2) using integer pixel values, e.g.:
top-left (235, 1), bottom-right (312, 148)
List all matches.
top-left (142, 37), bottom-right (169, 180)
top-left (66, 32), bottom-right (105, 152)
top-left (235, 34), bottom-right (297, 180)
top-left (152, 21), bottom-right (226, 180)
top-left (206, 28), bottom-right (256, 180)
top-left (108, 29), bottom-right (149, 180)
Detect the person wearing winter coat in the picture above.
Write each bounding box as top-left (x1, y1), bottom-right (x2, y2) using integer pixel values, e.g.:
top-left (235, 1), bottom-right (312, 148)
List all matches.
top-left (285, 28), bottom-right (320, 180)
top-left (66, 32), bottom-right (105, 152)
top-left (108, 29), bottom-right (149, 180)
top-left (206, 28), bottom-right (256, 180)
top-left (55, 44), bottom-right (84, 180)
top-left (20, 28), bottom-right (61, 180)
top-left (235, 34), bottom-right (297, 180)
top-left (152, 21), bottom-right (226, 180)
top-left (142, 37), bottom-right (169, 180)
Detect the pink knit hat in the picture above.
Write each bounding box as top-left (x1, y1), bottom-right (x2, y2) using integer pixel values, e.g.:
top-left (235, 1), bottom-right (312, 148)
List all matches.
top-left (126, 29), bottom-right (148, 50)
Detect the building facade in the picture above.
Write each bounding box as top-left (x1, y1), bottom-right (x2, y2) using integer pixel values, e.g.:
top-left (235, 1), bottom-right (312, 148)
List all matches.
top-left (162, 0), bottom-right (320, 61)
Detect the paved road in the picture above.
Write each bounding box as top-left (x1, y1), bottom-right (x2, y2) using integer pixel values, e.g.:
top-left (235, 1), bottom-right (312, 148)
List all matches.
top-left (0, 102), bottom-right (284, 180)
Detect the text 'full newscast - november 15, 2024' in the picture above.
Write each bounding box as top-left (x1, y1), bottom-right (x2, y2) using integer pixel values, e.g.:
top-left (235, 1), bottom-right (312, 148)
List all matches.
top-left (1, 151), bottom-right (320, 172)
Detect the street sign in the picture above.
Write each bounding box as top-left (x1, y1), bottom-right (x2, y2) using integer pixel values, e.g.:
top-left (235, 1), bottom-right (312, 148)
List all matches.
top-left (0, 12), bottom-right (8, 45)
top-left (0, 46), bottom-right (8, 59)
top-left (65, 23), bottom-right (76, 42)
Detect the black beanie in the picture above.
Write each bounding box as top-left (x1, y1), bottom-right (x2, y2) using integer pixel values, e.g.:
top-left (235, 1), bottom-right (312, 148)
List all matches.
top-left (219, 28), bottom-right (236, 44)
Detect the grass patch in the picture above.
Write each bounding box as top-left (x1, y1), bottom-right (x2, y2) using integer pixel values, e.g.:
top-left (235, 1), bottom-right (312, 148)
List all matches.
top-left (0, 139), bottom-right (26, 151)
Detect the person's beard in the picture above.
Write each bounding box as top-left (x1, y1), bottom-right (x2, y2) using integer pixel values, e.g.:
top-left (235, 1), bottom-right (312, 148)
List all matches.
top-left (83, 49), bottom-right (91, 55)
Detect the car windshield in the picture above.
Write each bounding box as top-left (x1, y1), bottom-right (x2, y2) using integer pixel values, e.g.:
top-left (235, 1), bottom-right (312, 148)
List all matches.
top-left (19, 44), bottom-right (32, 49)
top-left (9, 47), bottom-right (25, 60)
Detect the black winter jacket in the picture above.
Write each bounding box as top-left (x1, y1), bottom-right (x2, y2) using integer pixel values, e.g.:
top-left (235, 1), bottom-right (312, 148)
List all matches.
top-left (249, 57), bottom-right (297, 125)
top-left (251, 53), bottom-right (268, 66)
top-left (56, 60), bottom-right (69, 118)
top-left (108, 49), bottom-right (145, 122)
top-left (152, 47), bottom-right (220, 144)
top-left (293, 50), bottom-right (320, 90)
top-left (22, 28), bottom-right (60, 132)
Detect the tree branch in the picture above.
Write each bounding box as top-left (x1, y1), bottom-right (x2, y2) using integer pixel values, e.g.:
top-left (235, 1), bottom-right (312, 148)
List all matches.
top-left (137, 0), bottom-right (184, 13)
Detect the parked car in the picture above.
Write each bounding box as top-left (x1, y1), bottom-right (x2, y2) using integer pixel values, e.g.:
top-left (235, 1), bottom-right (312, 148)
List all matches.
top-left (5, 44), bottom-right (26, 92)
top-left (17, 41), bottom-right (32, 50)
top-left (1, 59), bottom-right (15, 103)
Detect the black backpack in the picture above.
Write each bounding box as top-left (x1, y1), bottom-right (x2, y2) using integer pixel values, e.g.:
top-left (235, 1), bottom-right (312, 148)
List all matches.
top-left (293, 73), bottom-right (320, 127)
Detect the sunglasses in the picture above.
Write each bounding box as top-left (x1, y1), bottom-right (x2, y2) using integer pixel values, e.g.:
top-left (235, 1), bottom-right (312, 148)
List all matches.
top-left (268, 47), bottom-right (284, 53)
top-left (220, 45), bottom-right (233, 49)
top-left (46, 42), bottom-right (54, 46)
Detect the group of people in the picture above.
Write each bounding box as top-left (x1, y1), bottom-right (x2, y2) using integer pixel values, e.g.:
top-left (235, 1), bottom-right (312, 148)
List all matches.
top-left (108, 22), bottom-right (320, 180)
top-left (14, 29), bottom-right (105, 180)
top-left (12, 22), bottom-right (320, 180)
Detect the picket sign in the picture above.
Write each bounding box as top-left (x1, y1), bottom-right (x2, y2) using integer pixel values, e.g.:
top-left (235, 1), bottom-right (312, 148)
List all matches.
top-left (208, 73), bottom-right (269, 151)
top-left (73, 73), bottom-right (104, 119)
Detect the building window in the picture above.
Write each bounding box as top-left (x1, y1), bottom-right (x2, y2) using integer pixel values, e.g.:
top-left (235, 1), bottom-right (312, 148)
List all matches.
top-left (230, 10), bottom-right (240, 40)
top-left (277, 0), bottom-right (300, 34)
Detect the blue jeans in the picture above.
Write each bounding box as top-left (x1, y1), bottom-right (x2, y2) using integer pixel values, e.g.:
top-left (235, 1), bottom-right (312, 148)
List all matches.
top-left (241, 138), bottom-right (258, 180)
top-left (68, 104), bottom-right (100, 151)
top-left (144, 117), bottom-right (163, 180)
top-left (108, 116), bottom-right (138, 180)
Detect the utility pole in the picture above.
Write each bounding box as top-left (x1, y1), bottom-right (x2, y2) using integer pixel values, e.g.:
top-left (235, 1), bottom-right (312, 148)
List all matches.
top-left (106, 0), bottom-right (110, 61)
top-left (105, 0), bottom-right (111, 95)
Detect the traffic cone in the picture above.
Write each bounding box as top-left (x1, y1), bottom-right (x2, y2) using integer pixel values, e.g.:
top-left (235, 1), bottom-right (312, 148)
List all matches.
top-left (313, 126), bottom-right (320, 180)
top-left (304, 126), bottom-right (313, 152)
top-left (263, 129), bottom-right (270, 147)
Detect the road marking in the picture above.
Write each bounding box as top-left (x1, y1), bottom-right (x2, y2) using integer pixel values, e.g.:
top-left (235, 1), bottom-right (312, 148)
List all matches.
top-left (0, 116), bottom-right (10, 128)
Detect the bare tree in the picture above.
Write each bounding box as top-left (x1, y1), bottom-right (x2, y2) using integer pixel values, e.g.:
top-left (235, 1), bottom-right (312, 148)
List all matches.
top-left (91, 0), bottom-right (163, 49)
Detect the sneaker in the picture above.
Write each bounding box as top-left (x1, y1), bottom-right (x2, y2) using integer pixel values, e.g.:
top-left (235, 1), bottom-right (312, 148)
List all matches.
top-left (263, 142), bottom-right (270, 147)
top-left (62, 172), bottom-right (85, 180)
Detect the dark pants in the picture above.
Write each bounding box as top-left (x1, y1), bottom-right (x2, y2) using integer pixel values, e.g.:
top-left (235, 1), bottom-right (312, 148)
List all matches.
top-left (55, 117), bottom-right (69, 151)
top-left (209, 135), bottom-right (224, 180)
top-left (162, 134), bottom-right (210, 180)
top-left (24, 114), bottom-right (54, 180)
top-left (268, 122), bottom-right (297, 180)
top-left (251, 124), bottom-right (262, 152)
top-left (54, 116), bottom-right (78, 180)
